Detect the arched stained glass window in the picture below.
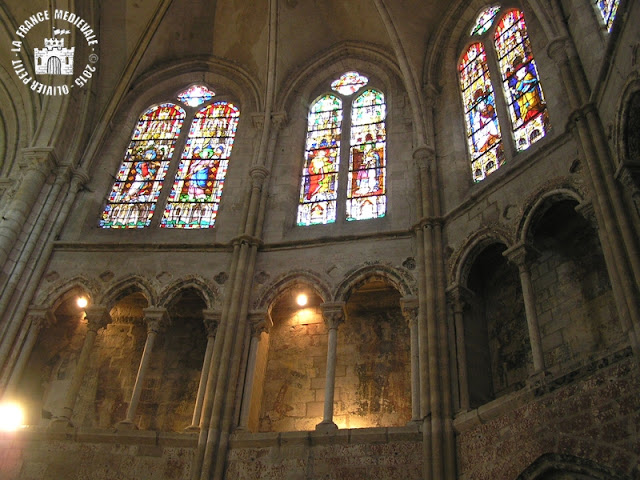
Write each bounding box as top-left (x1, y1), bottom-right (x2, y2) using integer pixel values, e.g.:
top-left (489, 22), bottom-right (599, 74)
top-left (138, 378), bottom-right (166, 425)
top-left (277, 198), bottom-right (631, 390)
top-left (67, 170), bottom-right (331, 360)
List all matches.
top-left (331, 71), bottom-right (369, 96)
top-left (459, 43), bottom-right (504, 182)
top-left (161, 101), bottom-right (240, 228)
top-left (298, 95), bottom-right (342, 226)
top-left (347, 89), bottom-right (386, 220)
top-left (595, 0), bottom-right (620, 32)
top-left (494, 9), bottom-right (550, 152)
top-left (471, 5), bottom-right (501, 35)
top-left (100, 103), bottom-right (185, 228)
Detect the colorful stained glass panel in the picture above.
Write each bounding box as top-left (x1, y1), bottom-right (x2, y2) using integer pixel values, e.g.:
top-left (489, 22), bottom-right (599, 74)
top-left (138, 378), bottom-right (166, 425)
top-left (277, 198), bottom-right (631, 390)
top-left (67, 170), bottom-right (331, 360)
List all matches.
top-left (177, 85), bottom-right (215, 107)
top-left (595, 0), bottom-right (619, 32)
top-left (471, 5), bottom-right (501, 35)
top-left (347, 89), bottom-right (386, 220)
top-left (298, 95), bottom-right (342, 226)
top-left (100, 103), bottom-right (185, 228)
top-left (495, 10), bottom-right (550, 152)
top-left (162, 101), bottom-right (239, 228)
top-left (330, 71), bottom-right (369, 96)
top-left (459, 43), bottom-right (504, 182)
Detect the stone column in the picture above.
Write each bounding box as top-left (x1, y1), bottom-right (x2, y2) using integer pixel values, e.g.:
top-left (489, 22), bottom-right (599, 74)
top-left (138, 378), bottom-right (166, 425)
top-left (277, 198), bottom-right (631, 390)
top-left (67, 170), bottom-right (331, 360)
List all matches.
top-left (118, 307), bottom-right (167, 429)
top-left (3, 308), bottom-right (54, 398)
top-left (504, 243), bottom-right (545, 373)
top-left (316, 302), bottom-right (345, 431)
top-left (50, 305), bottom-right (110, 428)
top-left (237, 311), bottom-right (272, 431)
top-left (187, 310), bottom-right (220, 431)
top-left (0, 148), bottom-right (57, 269)
top-left (400, 296), bottom-right (421, 422)
top-left (445, 284), bottom-right (473, 412)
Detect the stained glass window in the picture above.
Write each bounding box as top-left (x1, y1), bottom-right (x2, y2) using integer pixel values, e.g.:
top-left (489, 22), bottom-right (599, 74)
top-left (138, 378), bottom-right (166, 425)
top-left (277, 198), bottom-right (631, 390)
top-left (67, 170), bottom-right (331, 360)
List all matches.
top-left (162, 102), bottom-right (240, 228)
top-left (331, 72), bottom-right (369, 96)
top-left (494, 9), bottom-right (550, 152)
top-left (471, 5), bottom-right (501, 35)
top-left (595, 0), bottom-right (620, 32)
top-left (347, 89), bottom-right (386, 220)
top-left (178, 85), bottom-right (215, 107)
top-left (459, 43), bottom-right (504, 182)
top-left (100, 103), bottom-right (185, 228)
top-left (297, 95), bottom-right (342, 226)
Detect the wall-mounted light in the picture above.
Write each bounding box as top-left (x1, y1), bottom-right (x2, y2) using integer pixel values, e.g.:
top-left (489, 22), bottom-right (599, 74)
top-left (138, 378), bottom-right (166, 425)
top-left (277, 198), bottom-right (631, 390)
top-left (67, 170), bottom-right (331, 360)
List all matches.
top-left (296, 293), bottom-right (308, 307)
top-left (77, 296), bottom-right (88, 309)
top-left (0, 402), bottom-right (24, 432)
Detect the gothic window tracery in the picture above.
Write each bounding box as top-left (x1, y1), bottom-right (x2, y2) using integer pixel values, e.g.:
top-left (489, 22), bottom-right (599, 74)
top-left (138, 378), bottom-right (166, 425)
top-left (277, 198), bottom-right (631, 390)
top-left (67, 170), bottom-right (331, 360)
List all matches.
top-left (297, 72), bottom-right (387, 226)
top-left (100, 85), bottom-right (239, 229)
top-left (459, 7), bottom-right (550, 182)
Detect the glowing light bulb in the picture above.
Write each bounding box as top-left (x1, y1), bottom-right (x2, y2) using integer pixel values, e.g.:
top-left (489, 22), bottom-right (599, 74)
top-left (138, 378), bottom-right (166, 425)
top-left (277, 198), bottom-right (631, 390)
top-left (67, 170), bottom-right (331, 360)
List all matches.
top-left (296, 293), bottom-right (308, 307)
top-left (77, 297), bottom-right (88, 309)
top-left (0, 403), bottom-right (24, 432)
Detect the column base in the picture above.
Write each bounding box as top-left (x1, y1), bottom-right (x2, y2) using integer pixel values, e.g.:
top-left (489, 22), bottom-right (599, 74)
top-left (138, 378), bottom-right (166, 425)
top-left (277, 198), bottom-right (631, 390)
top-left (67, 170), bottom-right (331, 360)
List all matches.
top-left (116, 420), bottom-right (137, 431)
top-left (184, 425), bottom-right (200, 432)
top-left (315, 421), bottom-right (338, 432)
top-left (47, 417), bottom-right (74, 432)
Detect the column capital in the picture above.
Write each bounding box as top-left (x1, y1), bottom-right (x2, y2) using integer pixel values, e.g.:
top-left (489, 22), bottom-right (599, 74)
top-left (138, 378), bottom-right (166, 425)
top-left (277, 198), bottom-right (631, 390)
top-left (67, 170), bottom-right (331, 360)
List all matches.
top-left (320, 302), bottom-right (346, 330)
top-left (248, 310), bottom-right (273, 338)
top-left (19, 147), bottom-right (58, 173)
top-left (249, 166), bottom-right (270, 183)
top-left (445, 283), bottom-right (475, 311)
top-left (202, 310), bottom-right (221, 337)
top-left (574, 201), bottom-right (599, 230)
top-left (412, 145), bottom-right (436, 164)
top-left (84, 305), bottom-right (111, 332)
top-left (271, 112), bottom-right (288, 130)
top-left (546, 37), bottom-right (570, 65)
top-left (26, 306), bottom-right (55, 330)
top-left (71, 168), bottom-right (91, 190)
top-left (142, 307), bottom-right (169, 333)
top-left (503, 243), bottom-right (539, 269)
top-left (400, 296), bottom-right (419, 326)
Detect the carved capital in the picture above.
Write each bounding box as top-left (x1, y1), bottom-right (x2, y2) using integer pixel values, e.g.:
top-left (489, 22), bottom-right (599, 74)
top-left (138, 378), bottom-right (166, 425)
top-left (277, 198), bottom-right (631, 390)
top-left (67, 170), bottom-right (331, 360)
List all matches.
top-left (248, 310), bottom-right (273, 338)
top-left (26, 306), bottom-right (55, 331)
top-left (202, 310), bottom-right (221, 337)
top-left (445, 283), bottom-right (475, 313)
top-left (250, 113), bottom-right (266, 130)
top-left (574, 201), bottom-right (599, 230)
top-left (400, 296), bottom-right (419, 326)
top-left (503, 243), bottom-right (539, 269)
top-left (271, 112), bottom-right (288, 130)
top-left (142, 307), bottom-right (169, 333)
top-left (84, 305), bottom-right (111, 332)
top-left (231, 234), bottom-right (262, 248)
top-left (320, 301), bottom-right (346, 330)
top-left (19, 147), bottom-right (58, 173)
top-left (71, 168), bottom-right (91, 191)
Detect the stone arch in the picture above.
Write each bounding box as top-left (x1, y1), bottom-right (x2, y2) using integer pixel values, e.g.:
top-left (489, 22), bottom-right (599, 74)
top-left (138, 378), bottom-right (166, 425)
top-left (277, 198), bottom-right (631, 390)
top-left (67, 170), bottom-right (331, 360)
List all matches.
top-left (81, 56), bottom-right (261, 174)
top-left (253, 270), bottom-right (332, 311)
top-left (33, 275), bottom-right (99, 312)
top-left (517, 453), bottom-right (631, 480)
top-left (614, 73), bottom-right (640, 168)
top-left (517, 186), bottom-right (585, 244)
top-left (277, 40), bottom-right (402, 115)
top-left (159, 276), bottom-right (218, 310)
top-left (98, 275), bottom-right (156, 310)
top-left (449, 226), bottom-right (513, 287)
top-left (333, 264), bottom-right (415, 302)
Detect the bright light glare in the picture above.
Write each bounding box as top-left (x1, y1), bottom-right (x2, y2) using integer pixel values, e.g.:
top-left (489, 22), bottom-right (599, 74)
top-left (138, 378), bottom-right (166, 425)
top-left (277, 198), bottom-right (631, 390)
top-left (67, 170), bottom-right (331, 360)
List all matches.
top-left (0, 403), bottom-right (24, 432)
top-left (77, 297), bottom-right (88, 309)
top-left (296, 294), bottom-right (308, 307)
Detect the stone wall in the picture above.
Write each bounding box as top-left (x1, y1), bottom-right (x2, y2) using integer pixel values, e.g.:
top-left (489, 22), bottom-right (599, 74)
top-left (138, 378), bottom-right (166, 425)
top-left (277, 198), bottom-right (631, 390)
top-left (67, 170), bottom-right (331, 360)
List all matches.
top-left (456, 351), bottom-right (640, 480)
top-left (0, 432), bottom-right (195, 480)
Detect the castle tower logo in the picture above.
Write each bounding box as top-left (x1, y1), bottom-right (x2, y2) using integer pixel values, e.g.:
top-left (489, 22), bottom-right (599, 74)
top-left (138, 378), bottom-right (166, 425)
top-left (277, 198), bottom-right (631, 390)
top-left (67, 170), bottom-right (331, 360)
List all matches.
top-left (34, 31), bottom-right (74, 75)
top-left (10, 9), bottom-right (98, 96)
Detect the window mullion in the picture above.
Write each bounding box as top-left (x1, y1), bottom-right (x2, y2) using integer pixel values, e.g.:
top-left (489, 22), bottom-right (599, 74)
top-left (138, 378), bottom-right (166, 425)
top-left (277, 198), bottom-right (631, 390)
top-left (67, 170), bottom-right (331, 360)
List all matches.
top-left (150, 105), bottom-right (195, 228)
top-left (337, 98), bottom-right (351, 224)
top-left (485, 34), bottom-right (516, 161)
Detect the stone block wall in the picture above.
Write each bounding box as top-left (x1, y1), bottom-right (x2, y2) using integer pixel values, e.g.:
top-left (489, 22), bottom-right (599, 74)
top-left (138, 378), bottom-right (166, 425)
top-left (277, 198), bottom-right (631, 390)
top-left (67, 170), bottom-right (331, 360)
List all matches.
top-left (456, 351), bottom-right (640, 480)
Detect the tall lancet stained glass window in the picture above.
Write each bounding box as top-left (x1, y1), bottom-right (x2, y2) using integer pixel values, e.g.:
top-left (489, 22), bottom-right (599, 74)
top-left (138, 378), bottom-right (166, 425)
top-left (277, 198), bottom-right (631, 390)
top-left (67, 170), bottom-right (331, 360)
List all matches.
top-left (348, 89), bottom-right (386, 220)
top-left (100, 103), bottom-right (185, 228)
top-left (494, 9), bottom-right (550, 152)
top-left (298, 95), bottom-right (343, 226)
top-left (459, 43), bottom-right (504, 182)
top-left (162, 102), bottom-right (240, 228)
top-left (595, 0), bottom-right (620, 32)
